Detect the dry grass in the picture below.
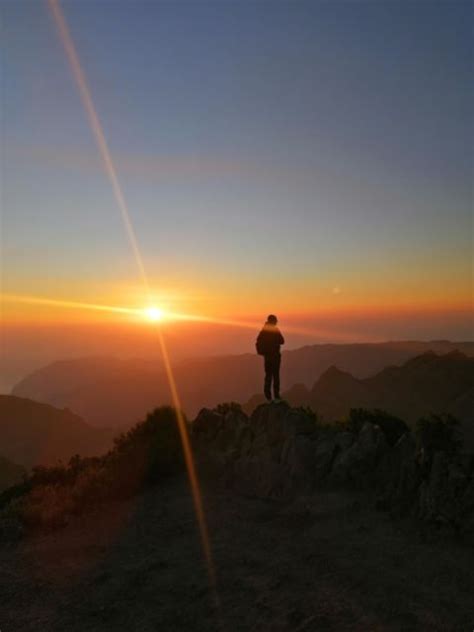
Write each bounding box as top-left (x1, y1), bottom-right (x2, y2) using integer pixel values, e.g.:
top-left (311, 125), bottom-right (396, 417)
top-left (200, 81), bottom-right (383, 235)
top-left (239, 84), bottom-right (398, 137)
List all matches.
top-left (0, 406), bottom-right (187, 531)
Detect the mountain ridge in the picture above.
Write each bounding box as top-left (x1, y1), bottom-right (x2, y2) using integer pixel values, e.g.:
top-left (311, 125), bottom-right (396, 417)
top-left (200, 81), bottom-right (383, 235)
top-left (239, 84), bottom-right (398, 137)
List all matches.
top-left (0, 395), bottom-right (114, 468)
top-left (11, 340), bottom-right (474, 427)
top-left (243, 351), bottom-right (474, 447)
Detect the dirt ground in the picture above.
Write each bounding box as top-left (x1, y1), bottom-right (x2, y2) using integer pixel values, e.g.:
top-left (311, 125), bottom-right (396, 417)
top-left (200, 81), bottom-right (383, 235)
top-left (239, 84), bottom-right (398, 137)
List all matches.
top-left (0, 475), bottom-right (473, 632)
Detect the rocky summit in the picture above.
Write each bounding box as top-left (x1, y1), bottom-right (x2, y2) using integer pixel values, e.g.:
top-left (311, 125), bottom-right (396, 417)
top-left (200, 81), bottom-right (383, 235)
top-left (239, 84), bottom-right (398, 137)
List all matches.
top-left (193, 403), bottom-right (474, 535)
top-left (2, 402), bottom-right (474, 631)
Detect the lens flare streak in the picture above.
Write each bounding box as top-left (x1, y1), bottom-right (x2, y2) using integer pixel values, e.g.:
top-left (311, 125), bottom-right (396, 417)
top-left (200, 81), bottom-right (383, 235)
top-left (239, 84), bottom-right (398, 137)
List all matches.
top-left (47, 0), bottom-right (220, 614)
top-left (1, 294), bottom-right (140, 316)
top-left (2, 293), bottom-right (358, 341)
top-left (169, 311), bottom-right (360, 342)
top-left (156, 329), bottom-right (219, 600)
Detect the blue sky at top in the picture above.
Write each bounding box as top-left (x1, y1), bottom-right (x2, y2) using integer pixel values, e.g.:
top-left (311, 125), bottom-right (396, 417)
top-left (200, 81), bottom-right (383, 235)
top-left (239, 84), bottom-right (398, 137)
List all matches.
top-left (2, 0), bottom-right (472, 313)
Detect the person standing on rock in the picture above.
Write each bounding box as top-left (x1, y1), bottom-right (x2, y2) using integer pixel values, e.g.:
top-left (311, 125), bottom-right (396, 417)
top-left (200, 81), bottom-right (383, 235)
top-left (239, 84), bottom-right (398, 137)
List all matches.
top-left (256, 314), bottom-right (285, 403)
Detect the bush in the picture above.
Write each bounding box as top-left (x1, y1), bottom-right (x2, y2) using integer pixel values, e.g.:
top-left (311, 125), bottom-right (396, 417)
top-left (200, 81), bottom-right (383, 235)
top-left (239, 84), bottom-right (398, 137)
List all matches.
top-left (215, 402), bottom-right (243, 416)
top-left (109, 406), bottom-right (187, 493)
top-left (18, 484), bottom-right (75, 529)
top-left (0, 480), bottom-right (32, 510)
top-left (29, 454), bottom-right (105, 487)
top-left (295, 406), bottom-right (322, 427)
top-left (344, 408), bottom-right (409, 446)
top-left (0, 406), bottom-right (188, 531)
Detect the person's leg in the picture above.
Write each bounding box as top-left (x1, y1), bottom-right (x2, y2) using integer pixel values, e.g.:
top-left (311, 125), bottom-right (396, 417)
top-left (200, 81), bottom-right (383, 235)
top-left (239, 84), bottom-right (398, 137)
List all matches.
top-left (273, 354), bottom-right (281, 399)
top-left (264, 355), bottom-right (272, 401)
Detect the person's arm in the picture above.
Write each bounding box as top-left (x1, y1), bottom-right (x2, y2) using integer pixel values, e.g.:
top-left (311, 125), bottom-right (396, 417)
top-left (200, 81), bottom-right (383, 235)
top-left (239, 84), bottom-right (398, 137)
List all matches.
top-left (278, 330), bottom-right (285, 345)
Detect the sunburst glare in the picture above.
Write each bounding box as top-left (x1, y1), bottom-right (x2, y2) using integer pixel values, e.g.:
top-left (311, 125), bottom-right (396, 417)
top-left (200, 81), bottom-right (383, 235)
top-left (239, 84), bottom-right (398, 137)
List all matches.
top-left (145, 306), bottom-right (164, 322)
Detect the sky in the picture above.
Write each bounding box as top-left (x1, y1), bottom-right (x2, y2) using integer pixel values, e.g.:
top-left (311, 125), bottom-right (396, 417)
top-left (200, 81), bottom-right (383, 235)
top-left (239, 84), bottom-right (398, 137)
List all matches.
top-left (1, 0), bottom-right (473, 387)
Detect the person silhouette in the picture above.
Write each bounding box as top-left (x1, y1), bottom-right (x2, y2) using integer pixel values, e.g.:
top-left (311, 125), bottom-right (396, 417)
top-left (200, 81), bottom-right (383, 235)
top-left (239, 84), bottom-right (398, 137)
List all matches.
top-left (256, 314), bottom-right (285, 403)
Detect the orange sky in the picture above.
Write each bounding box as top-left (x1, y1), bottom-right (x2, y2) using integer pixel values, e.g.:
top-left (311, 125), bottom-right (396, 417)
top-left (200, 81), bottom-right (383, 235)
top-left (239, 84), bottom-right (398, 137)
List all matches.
top-left (2, 0), bottom-right (472, 391)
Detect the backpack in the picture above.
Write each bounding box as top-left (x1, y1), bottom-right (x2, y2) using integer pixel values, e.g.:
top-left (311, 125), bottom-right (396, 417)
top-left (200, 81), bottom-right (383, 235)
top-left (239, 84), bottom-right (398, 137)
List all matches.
top-left (256, 335), bottom-right (266, 356)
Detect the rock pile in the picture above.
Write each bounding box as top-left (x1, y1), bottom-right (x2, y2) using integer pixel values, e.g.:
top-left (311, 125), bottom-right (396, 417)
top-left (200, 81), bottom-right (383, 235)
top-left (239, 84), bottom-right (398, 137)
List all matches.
top-left (193, 403), bottom-right (474, 534)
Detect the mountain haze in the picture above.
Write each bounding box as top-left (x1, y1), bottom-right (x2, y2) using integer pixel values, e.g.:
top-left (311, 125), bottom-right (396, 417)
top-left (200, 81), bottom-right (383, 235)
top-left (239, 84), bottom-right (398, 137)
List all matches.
top-left (0, 395), bottom-right (114, 468)
top-left (247, 352), bottom-right (474, 446)
top-left (11, 341), bottom-right (474, 428)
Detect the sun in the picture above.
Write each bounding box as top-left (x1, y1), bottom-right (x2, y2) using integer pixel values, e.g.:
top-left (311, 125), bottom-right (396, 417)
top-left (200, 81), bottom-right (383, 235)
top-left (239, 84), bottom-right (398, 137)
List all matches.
top-left (144, 306), bottom-right (164, 322)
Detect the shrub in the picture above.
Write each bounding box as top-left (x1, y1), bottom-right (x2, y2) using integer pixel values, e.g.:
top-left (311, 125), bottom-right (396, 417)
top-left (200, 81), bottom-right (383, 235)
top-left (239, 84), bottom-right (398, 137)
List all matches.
top-left (109, 406), bottom-right (187, 494)
top-left (18, 484), bottom-right (75, 529)
top-left (295, 406), bottom-right (322, 427)
top-left (0, 406), bottom-right (188, 532)
top-left (344, 408), bottom-right (409, 446)
top-left (215, 402), bottom-right (243, 416)
top-left (0, 480), bottom-right (32, 510)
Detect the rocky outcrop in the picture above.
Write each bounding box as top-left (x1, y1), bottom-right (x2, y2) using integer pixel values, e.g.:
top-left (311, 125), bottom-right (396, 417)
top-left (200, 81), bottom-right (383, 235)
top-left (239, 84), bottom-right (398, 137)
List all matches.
top-left (328, 422), bottom-right (387, 487)
top-left (376, 432), bottom-right (419, 514)
top-left (194, 404), bottom-right (317, 497)
top-left (417, 451), bottom-right (474, 529)
top-left (193, 403), bottom-right (474, 534)
top-left (244, 352), bottom-right (474, 447)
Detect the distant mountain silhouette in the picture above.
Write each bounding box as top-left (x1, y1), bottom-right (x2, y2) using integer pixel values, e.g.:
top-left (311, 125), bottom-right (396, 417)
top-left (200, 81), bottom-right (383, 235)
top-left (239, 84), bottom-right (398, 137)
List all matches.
top-left (11, 341), bottom-right (474, 428)
top-left (0, 454), bottom-right (25, 492)
top-left (246, 351), bottom-right (474, 446)
top-left (0, 395), bottom-right (114, 468)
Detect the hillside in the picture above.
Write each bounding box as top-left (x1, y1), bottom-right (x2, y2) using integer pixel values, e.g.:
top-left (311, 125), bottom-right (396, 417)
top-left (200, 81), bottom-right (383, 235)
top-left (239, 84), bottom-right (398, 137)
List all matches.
top-left (11, 340), bottom-right (474, 427)
top-left (0, 395), bottom-right (114, 468)
top-left (1, 403), bottom-right (473, 631)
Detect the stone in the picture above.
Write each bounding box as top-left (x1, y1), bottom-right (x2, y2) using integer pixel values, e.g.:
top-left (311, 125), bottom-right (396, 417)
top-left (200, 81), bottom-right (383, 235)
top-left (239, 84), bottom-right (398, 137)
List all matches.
top-left (193, 408), bottom-right (223, 440)
top-left (334, 431), bottom-right (355, 451)
top-left (192, 404), bottom-right (474, 534)
top-left (283, 435), bottom-right (317, 491)
top-left (380, 432), bottom-right (419, 514)
top-left (313, 437), bottom-right (337, 481)
top-left (329, 423), bottom-right (388, 487)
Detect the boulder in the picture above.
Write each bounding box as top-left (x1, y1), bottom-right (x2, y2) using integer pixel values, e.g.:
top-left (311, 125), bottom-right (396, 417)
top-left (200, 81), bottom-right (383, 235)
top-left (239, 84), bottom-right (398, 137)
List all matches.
top-left (376, 432), bottom-right (419, 514)
top-left (193, 408), bottom-right (223, 440)
top-left (233, 453), bottom-right (288, 498)
top-left (233, 404), bottom-right (317, 497)
top-left (335, 431), bottom-right (355, 451)
top-left (250, 403), bottom-right (315, 442)
top-left (214, 409), bottom-right (249, 455)
top-left (329, 422), bottom-right (388, 487)
top-left (282, 435), bottom-right (317, 491)
top-left (418, 450), bottom-right (473, 529)
top-left (313, 436), bottom-right (338, 482)
top-left (192, 403), bottom-right (474, 533)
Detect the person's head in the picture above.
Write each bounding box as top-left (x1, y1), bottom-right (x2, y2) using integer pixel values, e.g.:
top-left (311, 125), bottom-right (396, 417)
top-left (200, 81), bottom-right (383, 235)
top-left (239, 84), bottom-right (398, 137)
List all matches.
top-left (266, 314), bottom-right (278, 326)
